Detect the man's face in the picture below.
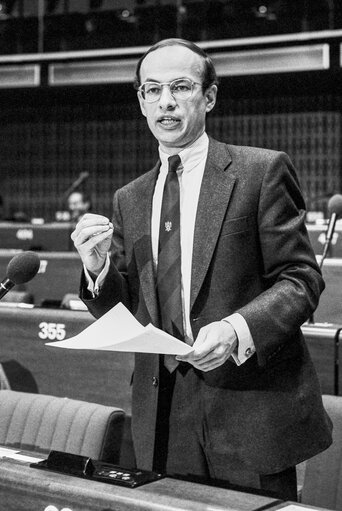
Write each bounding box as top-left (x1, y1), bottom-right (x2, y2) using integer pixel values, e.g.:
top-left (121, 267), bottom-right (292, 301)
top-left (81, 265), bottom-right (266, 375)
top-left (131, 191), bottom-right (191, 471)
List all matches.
top-left (67, 192), bottom-right (89, 220)
top-left (138, 45), bottom-right (217, 154)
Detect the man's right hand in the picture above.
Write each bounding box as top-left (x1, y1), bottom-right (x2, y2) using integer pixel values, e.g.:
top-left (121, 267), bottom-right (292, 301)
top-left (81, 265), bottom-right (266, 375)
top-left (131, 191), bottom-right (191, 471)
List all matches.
top-left (71, 213), bottom-right (113, 276)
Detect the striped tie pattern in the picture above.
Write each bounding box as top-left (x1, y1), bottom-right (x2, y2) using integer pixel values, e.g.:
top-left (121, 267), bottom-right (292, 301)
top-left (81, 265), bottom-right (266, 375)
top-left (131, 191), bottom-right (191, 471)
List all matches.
top-left (157, 154), bottom-right (183, 371)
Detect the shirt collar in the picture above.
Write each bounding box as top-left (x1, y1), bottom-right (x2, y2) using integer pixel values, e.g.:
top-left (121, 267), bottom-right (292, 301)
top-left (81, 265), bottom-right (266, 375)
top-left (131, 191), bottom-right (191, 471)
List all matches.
top-left (158, 132), bottom-right (209, 174)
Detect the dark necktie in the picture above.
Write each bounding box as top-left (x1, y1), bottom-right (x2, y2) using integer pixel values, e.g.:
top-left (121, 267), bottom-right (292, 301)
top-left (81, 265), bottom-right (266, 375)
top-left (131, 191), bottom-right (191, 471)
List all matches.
top-left (157, 154), bottom-right (183, 371)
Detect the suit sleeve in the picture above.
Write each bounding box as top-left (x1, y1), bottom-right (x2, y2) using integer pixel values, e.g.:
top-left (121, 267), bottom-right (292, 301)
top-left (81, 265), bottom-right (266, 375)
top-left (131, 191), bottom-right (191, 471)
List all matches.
top-left (80, 189), bottom-right (131, 319)
top-left (236, 152), bottom-right (324, 366)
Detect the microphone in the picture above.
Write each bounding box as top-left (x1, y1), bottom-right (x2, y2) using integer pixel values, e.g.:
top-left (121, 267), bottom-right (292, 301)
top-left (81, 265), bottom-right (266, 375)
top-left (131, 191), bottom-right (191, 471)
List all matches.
top-left (320, 194), bottom-right (342, 265)
top-left (0, 251), bottom-right (40, 300)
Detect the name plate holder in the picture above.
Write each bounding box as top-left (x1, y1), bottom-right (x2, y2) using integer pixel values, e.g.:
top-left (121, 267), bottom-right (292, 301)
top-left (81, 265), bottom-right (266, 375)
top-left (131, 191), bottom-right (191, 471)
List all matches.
top-left (31, 450), bottom-right (163, 488)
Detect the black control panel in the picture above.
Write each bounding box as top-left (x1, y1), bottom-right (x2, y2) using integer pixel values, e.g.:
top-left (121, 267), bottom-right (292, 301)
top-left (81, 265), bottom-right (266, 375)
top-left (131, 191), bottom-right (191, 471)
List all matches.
top-left (31, 450), bottom-right (163, 488)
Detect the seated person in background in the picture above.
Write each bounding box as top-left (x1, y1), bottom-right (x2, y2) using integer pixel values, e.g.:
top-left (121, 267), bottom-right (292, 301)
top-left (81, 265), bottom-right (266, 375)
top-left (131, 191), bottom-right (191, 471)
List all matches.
top-left (67, 190), bottom-right (92, 223)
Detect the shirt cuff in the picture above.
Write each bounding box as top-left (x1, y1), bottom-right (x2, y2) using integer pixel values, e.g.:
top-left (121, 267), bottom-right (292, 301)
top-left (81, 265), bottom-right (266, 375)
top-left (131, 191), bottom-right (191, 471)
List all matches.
top-left (84, 253), bottom-right (110, 297)
top-left (222, 313), bottom-right (255, 366)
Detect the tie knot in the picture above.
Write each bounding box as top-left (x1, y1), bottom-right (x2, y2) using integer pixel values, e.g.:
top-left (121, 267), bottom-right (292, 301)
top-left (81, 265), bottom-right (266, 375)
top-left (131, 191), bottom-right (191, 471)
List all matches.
top-left (168, 154), bottom-right (181, 173)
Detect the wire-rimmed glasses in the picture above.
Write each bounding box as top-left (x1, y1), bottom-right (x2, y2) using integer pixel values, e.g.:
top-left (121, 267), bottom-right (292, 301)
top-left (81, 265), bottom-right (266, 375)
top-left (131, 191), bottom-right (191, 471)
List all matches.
top-left (138, 78), bottom-right (201, 103)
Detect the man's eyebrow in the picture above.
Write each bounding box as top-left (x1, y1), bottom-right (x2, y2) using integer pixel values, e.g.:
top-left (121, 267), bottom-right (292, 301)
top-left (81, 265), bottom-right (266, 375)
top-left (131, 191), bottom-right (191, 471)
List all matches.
top-left (142, 76), bottom-right (190, 83)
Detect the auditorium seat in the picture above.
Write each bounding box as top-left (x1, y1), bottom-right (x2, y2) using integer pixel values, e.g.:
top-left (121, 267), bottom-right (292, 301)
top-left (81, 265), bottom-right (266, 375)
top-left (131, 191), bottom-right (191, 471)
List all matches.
top-left (0, 360), bottom-right (38, 393)
top-left (0, 390), bottom-right (125, 464)
top-left (0, 290), bottom-right (34, 304)
top-left (300, 394), bottom-right (342, 510)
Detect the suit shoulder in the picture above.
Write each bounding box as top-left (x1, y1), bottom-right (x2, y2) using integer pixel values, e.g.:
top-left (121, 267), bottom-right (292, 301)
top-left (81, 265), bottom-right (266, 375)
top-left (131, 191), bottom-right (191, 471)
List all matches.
top-left (226, 143), bottom-right (289, 164)
top-left (115, 166), bottom-right (157, 196)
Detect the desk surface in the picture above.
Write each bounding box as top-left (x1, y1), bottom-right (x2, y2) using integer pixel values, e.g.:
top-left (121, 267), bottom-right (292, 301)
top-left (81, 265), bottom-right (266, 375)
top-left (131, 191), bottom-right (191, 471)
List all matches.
top-left (0, 456), bottom-right (280, 511)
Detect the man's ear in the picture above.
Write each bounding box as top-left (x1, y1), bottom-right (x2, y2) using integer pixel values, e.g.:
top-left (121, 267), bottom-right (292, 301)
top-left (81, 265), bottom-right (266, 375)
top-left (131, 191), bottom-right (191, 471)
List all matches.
top-left (137, 91), bottom-right (147, 118)
top-left (205, 84), bottom-right (217, 113)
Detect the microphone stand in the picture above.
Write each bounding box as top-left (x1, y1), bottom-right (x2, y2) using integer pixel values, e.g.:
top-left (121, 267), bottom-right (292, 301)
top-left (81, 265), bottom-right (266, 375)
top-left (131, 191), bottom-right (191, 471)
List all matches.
top-left (308, 212), bottom-right (337, 324)
top-left (60, 172), bottom-right (90, 204)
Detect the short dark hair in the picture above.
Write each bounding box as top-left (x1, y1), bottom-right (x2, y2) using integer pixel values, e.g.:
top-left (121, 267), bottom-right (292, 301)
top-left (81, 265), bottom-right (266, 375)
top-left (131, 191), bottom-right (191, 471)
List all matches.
top-left (134, 38), bottom-right (218, 93)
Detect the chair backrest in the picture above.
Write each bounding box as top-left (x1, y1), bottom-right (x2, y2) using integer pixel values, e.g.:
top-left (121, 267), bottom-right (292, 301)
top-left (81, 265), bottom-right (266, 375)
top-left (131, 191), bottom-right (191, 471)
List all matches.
top-left (0, 390), bottom-right (125, 464)
top-left (0, 290), bottom-right (33, 304)
top-left (301, 394), bottom-right (342, 510)
top-left (0, 360), bottom-right (38, 392)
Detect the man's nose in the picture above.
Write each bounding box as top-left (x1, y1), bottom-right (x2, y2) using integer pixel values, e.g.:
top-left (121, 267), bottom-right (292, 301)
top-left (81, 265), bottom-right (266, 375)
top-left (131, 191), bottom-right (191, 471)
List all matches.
top-left (158, 85), bottom-right (176, 109)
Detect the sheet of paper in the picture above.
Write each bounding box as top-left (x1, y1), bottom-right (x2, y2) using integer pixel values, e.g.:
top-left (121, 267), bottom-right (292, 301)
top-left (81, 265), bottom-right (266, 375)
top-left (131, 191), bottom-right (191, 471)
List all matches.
top-left (46, 302), bottom-right (193, 355)
top-left (0, 447), bottom-right (19, 457)
top-left (4, 453), bottom-right (44, 463)
top-left (0, 447), bottom-right (43, 463)
top-left (277, 506), bottom-right (313, 511)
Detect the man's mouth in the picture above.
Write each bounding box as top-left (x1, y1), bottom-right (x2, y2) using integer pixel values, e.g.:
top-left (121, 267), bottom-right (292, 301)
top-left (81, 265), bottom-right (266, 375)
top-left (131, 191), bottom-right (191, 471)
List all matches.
top-left (158, 117), bottom-right (180, 127)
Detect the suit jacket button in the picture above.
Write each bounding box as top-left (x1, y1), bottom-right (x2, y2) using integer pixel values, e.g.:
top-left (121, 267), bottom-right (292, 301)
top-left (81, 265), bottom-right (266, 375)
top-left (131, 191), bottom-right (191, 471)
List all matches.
top-left (152, 377), bottom-right (158, 387)
top-left (245, 347), bottom-right (252, 357)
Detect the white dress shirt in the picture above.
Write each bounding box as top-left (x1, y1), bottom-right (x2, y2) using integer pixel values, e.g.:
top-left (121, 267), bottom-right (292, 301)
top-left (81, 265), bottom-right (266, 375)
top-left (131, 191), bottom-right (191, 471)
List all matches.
top-left (86, 132), bottom-right (255, 365)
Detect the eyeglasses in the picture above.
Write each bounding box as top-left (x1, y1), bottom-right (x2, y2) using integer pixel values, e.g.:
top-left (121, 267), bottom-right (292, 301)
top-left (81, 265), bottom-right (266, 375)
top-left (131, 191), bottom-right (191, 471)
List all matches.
top-left (138, 78), bottom-right (201, 103)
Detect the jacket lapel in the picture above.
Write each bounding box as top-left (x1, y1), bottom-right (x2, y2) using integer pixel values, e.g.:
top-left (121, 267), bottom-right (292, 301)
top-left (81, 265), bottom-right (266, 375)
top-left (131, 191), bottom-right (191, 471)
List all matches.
top-left (191, 138), bottom-right (236, 310)
top-left (132, 163), bottom-right (160, 325)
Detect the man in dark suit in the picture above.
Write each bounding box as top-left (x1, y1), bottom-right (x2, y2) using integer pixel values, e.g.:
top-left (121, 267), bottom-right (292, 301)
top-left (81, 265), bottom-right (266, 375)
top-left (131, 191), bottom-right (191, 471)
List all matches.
top-left (71, 38), bottom-right (332, 500)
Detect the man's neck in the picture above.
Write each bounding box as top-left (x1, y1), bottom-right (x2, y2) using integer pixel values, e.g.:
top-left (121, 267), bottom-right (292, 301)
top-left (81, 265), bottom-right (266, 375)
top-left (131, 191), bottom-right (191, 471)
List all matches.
top-left (159, 131), bottom-right (207, 156)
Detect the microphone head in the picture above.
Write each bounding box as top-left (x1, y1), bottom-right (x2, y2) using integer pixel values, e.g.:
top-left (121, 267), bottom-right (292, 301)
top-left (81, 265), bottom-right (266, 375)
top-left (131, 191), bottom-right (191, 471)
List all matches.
top-left (328, 194), bottom-right (342, 218)
top-left (7, 251), bottom-right (40, 285)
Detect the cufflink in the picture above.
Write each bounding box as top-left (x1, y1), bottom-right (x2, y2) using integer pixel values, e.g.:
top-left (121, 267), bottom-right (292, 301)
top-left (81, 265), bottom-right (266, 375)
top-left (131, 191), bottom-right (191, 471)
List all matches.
top-left (245, 347), bottom-right (253, 357)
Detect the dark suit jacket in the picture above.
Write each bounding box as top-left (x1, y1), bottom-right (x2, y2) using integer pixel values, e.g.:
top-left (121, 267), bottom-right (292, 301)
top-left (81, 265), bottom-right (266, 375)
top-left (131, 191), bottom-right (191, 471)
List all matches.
top-left (82, 137), bottom-right (332, 474)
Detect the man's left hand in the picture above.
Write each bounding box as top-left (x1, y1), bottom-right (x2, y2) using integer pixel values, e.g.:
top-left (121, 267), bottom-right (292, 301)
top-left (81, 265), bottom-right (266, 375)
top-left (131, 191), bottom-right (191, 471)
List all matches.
top-left (176, 321), bottom-right (238, 372)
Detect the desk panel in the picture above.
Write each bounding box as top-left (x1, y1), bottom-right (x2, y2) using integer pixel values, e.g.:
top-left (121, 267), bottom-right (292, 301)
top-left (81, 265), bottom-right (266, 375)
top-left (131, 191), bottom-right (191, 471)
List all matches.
top-left (0, 457), bottom-right (280, 511)
top-left (0, 222), bottom-right (74, 251)
top-left (0, 307), bottom-right (134, 413)
top-left (0, 250), bottom-right (82, 306)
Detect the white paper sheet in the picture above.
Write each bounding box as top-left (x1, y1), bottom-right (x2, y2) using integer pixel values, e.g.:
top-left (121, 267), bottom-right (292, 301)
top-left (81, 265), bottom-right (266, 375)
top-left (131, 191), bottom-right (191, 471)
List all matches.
top-left (0, 447), bottom-right (19, 457)
top-left (0, 447), bottom-right (43, 463)
top-left (278, 506), bottom-right (313, 511)
top-left (46, 302), bottom-right (193, 355)
top-left (4, 453), bottom-right (44, 463)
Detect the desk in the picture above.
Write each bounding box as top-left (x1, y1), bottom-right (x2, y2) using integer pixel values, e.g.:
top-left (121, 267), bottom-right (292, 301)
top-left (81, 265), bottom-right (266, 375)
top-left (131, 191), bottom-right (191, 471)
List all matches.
top-left (0, 250), bottom-right (82, 306)
top-left (302, 322), bottom-right (342, 395)
top-left (0, 456), bottom-right (280, 511)
top-left (314, 258), bottom-right (342, 325)
top-left (0, 222), bottom-right (74, 251)
top-left (0, 305), bottom-right (341, 406)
